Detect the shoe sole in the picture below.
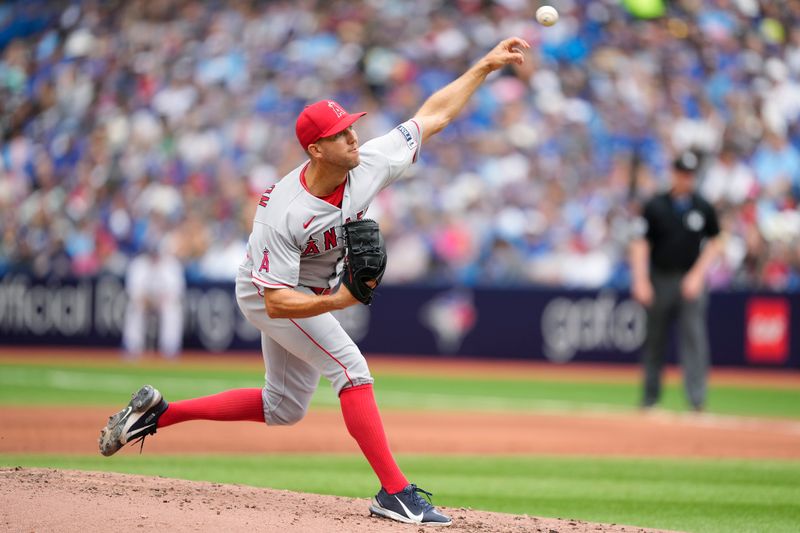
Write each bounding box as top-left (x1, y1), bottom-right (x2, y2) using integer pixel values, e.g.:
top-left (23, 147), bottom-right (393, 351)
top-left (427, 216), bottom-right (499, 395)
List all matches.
top-left (369, 501), bottom-right (452, 527)
top-left (98, 385), bottom-right (160, 457)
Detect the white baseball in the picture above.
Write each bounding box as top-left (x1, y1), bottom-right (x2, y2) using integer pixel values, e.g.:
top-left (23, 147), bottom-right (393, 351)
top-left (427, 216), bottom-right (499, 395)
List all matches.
top-left (536, 5), bottom-right (559, 26)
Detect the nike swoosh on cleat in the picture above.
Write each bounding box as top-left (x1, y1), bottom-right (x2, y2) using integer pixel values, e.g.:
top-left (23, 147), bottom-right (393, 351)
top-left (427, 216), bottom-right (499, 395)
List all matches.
top-left (394, 495), bottom-right (424, 522)
top-left (303, 216), bottom-right (316, 229)
top-left (131, 423), bottom-right (156, 437)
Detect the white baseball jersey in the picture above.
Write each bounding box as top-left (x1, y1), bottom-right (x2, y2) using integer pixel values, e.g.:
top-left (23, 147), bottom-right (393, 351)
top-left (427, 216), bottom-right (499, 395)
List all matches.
top-left (238, 119), bottom-right (422, 293)
top-left (234, 119), bottom-right (422, 420)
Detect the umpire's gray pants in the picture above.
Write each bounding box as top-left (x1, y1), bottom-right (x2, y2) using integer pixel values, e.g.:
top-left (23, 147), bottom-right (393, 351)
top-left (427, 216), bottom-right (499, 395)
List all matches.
top-left (641, 270), bottom-right (710, 409)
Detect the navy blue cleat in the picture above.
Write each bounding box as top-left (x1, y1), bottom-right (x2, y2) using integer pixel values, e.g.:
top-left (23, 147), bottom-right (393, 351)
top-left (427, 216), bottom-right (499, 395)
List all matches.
top-left (98, 385), bottom-right (168, 456)
top-left (369, 484), bottom-right (452, 526)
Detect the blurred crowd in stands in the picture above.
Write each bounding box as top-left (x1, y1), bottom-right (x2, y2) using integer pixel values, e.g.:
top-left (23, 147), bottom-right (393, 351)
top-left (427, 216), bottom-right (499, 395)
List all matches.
top-left (2, 0), bottom-right (800, 290)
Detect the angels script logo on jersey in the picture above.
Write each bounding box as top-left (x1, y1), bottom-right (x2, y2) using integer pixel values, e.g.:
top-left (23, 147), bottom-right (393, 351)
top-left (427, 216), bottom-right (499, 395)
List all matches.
top-left (259, 248), bottom-right (270, 273)
top-left (301, 227), bottom-right (340, 257)
top-left (328, 101), bottom-right (346, 118)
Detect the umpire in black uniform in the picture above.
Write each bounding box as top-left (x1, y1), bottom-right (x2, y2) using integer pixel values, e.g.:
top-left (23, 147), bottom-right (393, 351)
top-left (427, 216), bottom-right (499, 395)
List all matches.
top-left (629, 151), bottom-right (722, 411)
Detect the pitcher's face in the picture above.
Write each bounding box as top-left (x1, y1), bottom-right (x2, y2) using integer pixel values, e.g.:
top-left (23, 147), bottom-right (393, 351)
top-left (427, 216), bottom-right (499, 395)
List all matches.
top-left (312, 126), bottom-right (360, 170)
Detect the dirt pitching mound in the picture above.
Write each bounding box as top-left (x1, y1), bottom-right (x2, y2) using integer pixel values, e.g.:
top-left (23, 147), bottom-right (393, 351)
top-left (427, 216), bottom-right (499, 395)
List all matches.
top-left (1, 468), bottom-right (675, 533)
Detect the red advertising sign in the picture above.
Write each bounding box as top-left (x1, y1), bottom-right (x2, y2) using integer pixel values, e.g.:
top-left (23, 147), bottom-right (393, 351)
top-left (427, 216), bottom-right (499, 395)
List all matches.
top-left (745, 298), bottom-right (790, 364)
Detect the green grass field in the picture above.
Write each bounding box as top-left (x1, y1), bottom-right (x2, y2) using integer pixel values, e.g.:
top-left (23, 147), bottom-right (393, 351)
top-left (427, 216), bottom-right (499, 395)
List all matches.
top-left (2, 360), bottom-right (799, 418)
top-left (2, 358), bottom-right (799, 533)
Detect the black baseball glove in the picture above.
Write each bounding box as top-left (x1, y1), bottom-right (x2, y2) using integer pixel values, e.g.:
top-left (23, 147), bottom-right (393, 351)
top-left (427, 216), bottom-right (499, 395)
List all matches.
top-left (341, 219), bottom-right (387, 305)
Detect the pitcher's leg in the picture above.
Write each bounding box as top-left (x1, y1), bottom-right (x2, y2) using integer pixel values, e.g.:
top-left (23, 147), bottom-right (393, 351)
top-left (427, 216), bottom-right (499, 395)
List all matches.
top-left (158, 388), bottom-right (265, 428)
top-left (235, 283), bottom-right (405, 494)
top-left (263, 313), bottom-right (373, 395)
top-left (261, 333), bottom-right (320, 426)
top-left (152, 314), bottom-right (324, 432)
top-left (340, 383), bottom-right (408, 494)
top-left (261, 314), bottom-right (407, 493)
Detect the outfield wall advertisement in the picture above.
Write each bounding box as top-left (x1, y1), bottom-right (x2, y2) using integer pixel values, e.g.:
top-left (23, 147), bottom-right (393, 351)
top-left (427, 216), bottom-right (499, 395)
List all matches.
top-left (0, 274), bottom-right (797, 368)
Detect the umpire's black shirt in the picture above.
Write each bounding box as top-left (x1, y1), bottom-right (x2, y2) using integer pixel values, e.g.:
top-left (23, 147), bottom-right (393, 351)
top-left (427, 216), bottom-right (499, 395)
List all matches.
top-left (641, 192), bottom-right (720, 274)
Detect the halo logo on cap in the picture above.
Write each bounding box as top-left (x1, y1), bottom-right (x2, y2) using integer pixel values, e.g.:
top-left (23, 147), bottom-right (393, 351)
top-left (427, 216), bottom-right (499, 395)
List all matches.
top-left (328, 101), bottom-right (346, 118)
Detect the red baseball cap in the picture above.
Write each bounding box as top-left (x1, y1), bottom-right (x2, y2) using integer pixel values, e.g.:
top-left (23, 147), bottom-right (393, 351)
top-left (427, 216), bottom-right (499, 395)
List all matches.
top-left (295, 100), bottom-right (366, 150)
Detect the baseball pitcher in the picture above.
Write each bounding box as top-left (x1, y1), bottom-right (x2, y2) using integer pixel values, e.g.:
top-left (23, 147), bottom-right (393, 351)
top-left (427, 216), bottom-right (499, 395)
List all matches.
top-left (99, 37), bottom-right (530, 526)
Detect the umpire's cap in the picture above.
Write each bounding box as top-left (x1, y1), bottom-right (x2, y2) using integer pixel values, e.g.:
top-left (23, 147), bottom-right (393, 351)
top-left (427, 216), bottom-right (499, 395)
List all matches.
top-left (673, 150), bottom-right (700, 173)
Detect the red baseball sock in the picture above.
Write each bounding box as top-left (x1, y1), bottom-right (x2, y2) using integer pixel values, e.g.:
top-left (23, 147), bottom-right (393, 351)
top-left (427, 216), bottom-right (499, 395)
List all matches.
top-left (339, 384), bottom-right (408, 494)
top-left (157, 388), bottom-right (265, 428)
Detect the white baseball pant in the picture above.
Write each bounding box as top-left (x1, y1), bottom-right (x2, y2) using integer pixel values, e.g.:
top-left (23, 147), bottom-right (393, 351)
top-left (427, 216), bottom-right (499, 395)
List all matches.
top-left (235, 275), bottom-right (373, 426)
